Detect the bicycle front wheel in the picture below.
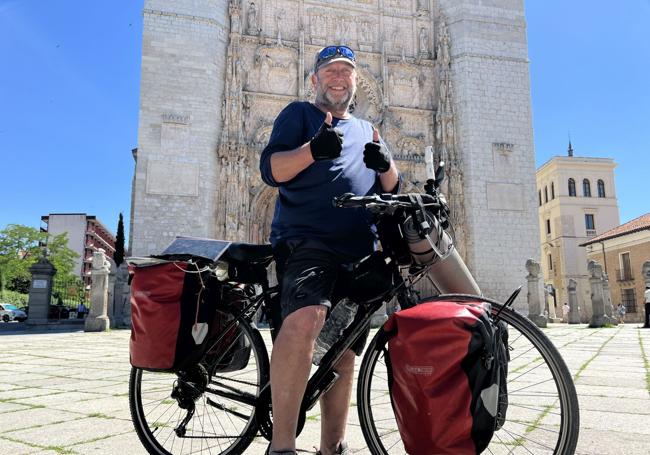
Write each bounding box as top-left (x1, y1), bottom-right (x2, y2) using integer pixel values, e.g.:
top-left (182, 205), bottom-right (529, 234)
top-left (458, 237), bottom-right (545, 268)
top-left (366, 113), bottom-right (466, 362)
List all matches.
top-left (357, 301), bottom-right (579, 454)
top-left (129, 316), bottom-right (270, 455)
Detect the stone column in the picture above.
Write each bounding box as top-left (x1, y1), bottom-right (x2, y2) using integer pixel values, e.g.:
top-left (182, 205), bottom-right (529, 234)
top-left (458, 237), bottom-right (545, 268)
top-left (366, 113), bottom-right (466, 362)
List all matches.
top-left (588, 260), bottom-right (606, 328)
top-left (526, 259), bottom-right (547, 328)
top-left (643, 261), bottom-right (650, 328)
top-left (107, 257), bottom-right (116, 328)
top-left (113, 263), bottom-right (132, 328)
top-left (602, 272), bottom-right (617, 325)
top-left (547, 290), bottom-right (559, 321)
top-left (85, 250), bottom-right (111, 332)
top-left (26, 257), bottom-right (56, 325)
top-left (567, 279), bottom-right (580, 324)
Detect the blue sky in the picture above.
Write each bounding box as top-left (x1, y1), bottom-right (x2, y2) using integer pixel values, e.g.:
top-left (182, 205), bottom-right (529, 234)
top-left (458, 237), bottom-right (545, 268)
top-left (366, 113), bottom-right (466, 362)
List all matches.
top-left (1, 0), bottom-right (648, 243)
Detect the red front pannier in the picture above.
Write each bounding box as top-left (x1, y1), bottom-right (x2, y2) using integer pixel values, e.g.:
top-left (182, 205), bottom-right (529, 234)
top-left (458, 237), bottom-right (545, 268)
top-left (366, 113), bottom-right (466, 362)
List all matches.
top-left (384, 299), bottom-right (508, 455)
top-left (128, 259), bottom-right (216, 372)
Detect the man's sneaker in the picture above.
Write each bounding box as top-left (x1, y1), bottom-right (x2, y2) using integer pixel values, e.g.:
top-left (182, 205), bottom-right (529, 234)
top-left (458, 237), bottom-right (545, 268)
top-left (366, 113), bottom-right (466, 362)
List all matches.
top-left (316, 441), bottom-right (351, 455)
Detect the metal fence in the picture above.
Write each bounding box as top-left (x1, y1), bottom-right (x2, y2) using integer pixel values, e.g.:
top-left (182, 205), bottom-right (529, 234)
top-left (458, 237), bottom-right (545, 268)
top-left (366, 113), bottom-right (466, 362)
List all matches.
top-left (50, 277), bottom-right (89, 320)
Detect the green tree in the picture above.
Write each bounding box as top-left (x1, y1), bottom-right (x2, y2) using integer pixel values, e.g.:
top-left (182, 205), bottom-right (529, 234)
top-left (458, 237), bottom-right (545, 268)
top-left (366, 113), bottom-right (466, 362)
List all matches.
top-left (114, 213), bottom-right (125, 266)
top-left (0, 224), bottom-right (79, 293)
top-left (46, 232), bottom-right (78, 277)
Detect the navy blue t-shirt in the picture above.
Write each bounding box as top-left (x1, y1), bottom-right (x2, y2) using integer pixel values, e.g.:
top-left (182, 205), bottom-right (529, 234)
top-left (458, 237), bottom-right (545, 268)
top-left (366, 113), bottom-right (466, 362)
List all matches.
top-left (260, 102), bottom-right (387, 259)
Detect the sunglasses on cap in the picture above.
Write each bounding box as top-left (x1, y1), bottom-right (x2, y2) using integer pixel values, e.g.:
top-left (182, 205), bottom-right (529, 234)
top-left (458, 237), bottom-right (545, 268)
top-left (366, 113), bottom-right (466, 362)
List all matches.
top-left (314, 46), bottom-right (356, 71)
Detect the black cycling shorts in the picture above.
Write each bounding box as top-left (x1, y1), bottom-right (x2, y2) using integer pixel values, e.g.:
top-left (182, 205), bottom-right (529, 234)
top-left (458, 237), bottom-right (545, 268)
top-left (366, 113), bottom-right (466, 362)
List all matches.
top-left (273, 239), bottom-right (370, 356)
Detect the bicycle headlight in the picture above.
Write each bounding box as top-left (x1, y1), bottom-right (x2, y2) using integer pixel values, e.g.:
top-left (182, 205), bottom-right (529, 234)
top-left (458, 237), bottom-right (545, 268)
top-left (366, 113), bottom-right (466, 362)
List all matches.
top-left (214, 261), bottom-right (229, 281)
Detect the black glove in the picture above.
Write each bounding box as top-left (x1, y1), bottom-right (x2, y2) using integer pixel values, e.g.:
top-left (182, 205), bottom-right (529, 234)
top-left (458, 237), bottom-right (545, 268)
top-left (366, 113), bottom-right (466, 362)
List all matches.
top-left (363, 141), bottom-right (392, 173)
top-left (310, 121), bottom-right (344, 161)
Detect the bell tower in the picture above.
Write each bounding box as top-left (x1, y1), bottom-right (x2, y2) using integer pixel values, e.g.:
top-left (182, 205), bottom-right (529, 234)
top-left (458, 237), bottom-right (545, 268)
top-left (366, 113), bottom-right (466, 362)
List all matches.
top-left (130, 1), bottom-right (231, 255)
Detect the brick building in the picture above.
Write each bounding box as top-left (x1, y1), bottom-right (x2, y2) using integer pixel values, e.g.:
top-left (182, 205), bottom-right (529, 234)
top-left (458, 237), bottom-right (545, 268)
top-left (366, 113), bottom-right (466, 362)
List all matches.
top-left (41, 214), bottom-right (117, 286)
top-left (581, 213), bottom-right (650, 323)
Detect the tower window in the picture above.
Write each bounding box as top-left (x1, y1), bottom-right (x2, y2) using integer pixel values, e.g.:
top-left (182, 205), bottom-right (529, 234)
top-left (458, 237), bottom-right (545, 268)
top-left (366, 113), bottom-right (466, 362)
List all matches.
top-left (568, 178), bottom-right (576, 196)
top-left (597, 179), bottom-right (606, 198)
top-left (583, 179), bottom-right (591, 197)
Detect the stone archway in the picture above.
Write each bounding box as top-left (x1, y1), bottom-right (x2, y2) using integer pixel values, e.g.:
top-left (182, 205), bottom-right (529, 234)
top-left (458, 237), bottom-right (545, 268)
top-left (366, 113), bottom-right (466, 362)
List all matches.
top-left (249, 185), bottom-right (277, 245)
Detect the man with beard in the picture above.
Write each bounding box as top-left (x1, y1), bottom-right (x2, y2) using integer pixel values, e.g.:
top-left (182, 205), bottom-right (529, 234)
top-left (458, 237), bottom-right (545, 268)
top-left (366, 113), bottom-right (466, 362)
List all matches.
top-left (259, 46), bottom-right (399, 455)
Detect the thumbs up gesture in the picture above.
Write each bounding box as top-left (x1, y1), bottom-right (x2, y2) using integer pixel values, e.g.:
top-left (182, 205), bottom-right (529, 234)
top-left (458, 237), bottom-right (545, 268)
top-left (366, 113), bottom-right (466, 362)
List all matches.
top-left (363, 127), bottom-right (392, 173)
top-left (310, 112), bottom-right (344, 161)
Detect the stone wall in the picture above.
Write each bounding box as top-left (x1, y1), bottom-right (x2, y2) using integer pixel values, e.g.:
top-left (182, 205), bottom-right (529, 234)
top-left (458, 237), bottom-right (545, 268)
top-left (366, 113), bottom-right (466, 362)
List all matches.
top-left (131, 0), bottom-right (231, 254)
top-left (439, 0), bottom-right (538, 307)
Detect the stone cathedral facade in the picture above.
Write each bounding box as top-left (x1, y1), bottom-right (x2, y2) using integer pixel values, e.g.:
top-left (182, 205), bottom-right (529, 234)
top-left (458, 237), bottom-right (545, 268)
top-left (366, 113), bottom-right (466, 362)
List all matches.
top-left (130, 0), bottom-right (540, 307)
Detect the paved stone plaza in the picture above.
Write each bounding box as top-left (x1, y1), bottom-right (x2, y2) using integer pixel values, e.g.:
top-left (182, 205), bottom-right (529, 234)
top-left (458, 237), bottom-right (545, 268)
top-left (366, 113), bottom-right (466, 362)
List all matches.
top-left (1, 324), bottom-right (649, 454)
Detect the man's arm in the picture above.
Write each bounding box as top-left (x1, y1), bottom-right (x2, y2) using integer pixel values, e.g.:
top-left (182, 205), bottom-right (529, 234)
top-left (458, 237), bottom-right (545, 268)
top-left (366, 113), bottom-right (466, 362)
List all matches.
top-left (379, 160), bottom-right (399, 193)
top-left (269, 143), bottom-right (315, 183)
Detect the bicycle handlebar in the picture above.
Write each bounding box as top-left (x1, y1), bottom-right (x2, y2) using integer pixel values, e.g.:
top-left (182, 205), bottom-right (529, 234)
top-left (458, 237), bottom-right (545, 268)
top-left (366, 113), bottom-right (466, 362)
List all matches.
top-left (333, 192), bottom-right (441, 211)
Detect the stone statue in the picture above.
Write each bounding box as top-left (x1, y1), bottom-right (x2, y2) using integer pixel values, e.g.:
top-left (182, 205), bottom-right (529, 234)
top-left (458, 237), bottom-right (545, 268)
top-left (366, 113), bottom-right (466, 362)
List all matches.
top-left (567, 279), bottom-right (580, 324)
top-left (419, 28), bottom-right (429, 56)
top-left (275, 10), bottom-right (283, 45)
top-left (247, 2), bottom-right (257, 34)
top-left (437, 20), bottom-right (450, 65)
top-left (418, 0), bottom-right (429, 11)
top-left (525, 259), bottom-right (547, 327)
top-left (230, 2), bottom-right (241, 34)
top-left (588, 260), bottom-right (606, 328)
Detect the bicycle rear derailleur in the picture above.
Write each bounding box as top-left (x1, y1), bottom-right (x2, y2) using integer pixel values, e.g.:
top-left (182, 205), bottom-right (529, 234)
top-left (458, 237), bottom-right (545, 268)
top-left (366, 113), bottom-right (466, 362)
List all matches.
top-left (170, 364), bottom-right (209, 437)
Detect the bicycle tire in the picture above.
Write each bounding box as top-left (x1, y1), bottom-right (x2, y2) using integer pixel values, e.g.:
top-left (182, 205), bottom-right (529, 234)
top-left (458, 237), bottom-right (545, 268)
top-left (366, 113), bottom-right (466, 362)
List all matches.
top-left (129, 316), bottom-right (270, 455)
top-left (357, 300), bottom-right (580, 454)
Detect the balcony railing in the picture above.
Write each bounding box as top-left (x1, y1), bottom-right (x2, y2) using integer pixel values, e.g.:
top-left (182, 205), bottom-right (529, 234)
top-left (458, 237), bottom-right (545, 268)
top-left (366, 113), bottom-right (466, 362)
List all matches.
top-left (616, 268), bottom-right (634, 282)
top-left (586, 229), bottom-right (597, 237)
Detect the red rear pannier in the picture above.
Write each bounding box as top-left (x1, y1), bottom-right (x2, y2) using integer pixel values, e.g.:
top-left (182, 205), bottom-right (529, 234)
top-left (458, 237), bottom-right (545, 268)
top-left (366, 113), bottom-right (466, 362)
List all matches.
top-left (129, 259), bottom-right (213, 372)
top-left (384, 299), bottom-right (508, 455)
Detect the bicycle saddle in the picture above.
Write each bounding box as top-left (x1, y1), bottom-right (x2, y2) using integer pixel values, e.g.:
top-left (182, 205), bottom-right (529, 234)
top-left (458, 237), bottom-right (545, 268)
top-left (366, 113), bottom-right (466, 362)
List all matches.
top-left (227, 242), bottom-right (274, 265)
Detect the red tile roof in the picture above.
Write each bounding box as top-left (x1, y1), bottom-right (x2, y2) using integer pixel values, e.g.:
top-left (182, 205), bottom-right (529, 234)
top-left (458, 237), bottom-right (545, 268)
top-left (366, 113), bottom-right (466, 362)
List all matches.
top-left (581, 213), bottom-right (650, 246)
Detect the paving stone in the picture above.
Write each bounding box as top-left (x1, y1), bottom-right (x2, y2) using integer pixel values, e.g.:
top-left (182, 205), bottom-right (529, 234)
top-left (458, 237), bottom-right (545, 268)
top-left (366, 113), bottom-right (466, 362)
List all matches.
top-left (0, 436), bottom-right (40, 455)
top-left (67, 431), bottom-right (147, 454)
top-left (0, 320), bottom-right (649, 454)
top-left (15, 416), bottom-right (134, 447)
top-left (14, 391), bottom-right (102, 407)
top-left (0, 406), bottom-right (80, 432)
top-left (0, 401), bottom-right (31, 413)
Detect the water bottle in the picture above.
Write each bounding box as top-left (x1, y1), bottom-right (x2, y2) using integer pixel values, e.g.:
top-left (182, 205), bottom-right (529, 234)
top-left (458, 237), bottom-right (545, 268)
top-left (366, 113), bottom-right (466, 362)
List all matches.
top-left (312, 299), bottom-right (357, 366)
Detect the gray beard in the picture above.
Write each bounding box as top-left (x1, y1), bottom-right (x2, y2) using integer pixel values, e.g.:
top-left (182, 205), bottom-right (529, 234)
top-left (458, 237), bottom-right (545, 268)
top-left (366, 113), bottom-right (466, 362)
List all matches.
top-left (315, 87), bottom-right (355, 113)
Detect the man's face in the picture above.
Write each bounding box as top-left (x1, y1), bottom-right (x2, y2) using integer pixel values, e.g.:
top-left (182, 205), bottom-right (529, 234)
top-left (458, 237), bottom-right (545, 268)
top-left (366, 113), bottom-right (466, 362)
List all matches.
top-left (312, 61), bottom-right (357, 111)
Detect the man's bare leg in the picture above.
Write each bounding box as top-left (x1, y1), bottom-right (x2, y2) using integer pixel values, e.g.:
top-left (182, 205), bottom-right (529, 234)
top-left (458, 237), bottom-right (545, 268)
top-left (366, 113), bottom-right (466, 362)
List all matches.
top-left (270, 305), bottom-right (327, 452)
top-left (319, 349), bottom-right (355, 455)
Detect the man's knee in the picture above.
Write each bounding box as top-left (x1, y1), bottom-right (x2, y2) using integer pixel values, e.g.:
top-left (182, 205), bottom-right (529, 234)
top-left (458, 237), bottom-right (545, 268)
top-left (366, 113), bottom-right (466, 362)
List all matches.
top-left (278, 305), bottom-right (328, 343)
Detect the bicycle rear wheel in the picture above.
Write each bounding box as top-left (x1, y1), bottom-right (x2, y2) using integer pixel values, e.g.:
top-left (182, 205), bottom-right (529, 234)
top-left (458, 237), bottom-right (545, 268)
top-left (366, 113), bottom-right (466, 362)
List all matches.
top-left (129, 316), bottom-right (269, 455)
top-left (357, 301), bottom-right (579, 454)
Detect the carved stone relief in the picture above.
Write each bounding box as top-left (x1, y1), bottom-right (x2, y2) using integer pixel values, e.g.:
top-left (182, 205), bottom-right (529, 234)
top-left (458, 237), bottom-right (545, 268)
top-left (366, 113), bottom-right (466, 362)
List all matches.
top-left (252, 46), bottom-right (299, 95)
top-left (215, 3), bottom-right (465, 255)
top-left (387, 63), bottom-right (425, 109)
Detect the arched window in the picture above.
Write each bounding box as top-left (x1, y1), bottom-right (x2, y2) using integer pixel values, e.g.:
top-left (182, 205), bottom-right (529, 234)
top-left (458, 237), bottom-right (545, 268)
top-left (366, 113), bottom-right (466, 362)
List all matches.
top-left (538, 190), bottom-right (542, 206)
top-left (544, 186), bottom-right (548, 203)
top-left (583, 179), bottom-right (591, 197)
top-left (597, 179), bottom-right (606, 198)
top-left (551, 182), bottom-right (555, 199)
top-left (568, 178), bottom-right (576, 197)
